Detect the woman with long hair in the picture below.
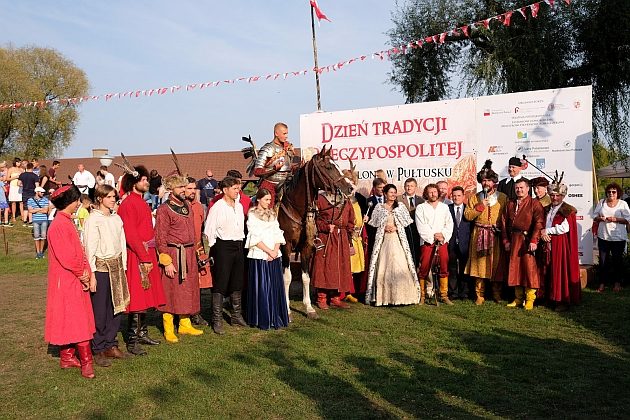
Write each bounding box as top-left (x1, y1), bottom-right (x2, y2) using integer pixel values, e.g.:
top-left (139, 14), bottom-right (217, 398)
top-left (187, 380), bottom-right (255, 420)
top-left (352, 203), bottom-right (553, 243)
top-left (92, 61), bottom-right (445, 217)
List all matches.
top-left (593, 182), bottom-right (630, 293)
top-left (245, 188), bottom-right (289, 329)
top-left (83, 184), bottom-right (131, 367)
top-left (365, 184), bottom-right (420, 306)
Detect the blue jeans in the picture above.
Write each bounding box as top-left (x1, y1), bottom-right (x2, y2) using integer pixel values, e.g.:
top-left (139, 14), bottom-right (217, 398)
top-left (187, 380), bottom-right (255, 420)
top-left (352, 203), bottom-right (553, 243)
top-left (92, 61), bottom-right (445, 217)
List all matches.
top-left (33, 220), bottom-right (48, 240)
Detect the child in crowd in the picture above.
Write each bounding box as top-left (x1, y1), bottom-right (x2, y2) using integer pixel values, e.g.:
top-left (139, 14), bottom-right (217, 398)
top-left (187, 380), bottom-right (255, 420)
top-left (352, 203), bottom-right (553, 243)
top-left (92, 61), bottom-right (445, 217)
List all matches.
top-left (75, 194), bottom-right (92, 241)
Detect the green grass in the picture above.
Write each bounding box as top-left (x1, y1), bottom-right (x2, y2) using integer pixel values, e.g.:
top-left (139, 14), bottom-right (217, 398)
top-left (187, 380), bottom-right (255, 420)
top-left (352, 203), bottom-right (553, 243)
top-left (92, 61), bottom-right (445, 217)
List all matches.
top-left (1, 224), bottom-right (629, 419)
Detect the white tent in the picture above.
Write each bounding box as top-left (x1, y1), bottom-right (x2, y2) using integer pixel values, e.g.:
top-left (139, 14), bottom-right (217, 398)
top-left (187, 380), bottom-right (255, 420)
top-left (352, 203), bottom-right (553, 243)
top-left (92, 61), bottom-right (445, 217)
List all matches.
top-left (597, 158), bottom-right (630, 178)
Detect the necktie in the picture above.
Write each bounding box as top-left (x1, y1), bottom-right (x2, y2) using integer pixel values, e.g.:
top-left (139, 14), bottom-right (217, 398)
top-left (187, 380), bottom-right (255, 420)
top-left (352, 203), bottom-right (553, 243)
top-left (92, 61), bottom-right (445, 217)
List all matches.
top-left (456, 206), bottom-right (461, 226)
top-left (409, 196), bottom-right (414, 207)
top-left (378, 196), bottom-right (382, 204)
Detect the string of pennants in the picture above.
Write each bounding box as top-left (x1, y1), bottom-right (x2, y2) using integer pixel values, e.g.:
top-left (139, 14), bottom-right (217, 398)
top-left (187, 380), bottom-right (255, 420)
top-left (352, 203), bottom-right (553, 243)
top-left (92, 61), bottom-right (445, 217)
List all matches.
top-left (0, 0), bottom-right (570, 111)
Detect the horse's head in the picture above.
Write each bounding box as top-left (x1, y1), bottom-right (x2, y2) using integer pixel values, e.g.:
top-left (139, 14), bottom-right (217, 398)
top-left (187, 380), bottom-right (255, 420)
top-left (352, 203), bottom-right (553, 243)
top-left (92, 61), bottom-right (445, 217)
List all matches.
top-left (308, 146), bottom-right (354, 197)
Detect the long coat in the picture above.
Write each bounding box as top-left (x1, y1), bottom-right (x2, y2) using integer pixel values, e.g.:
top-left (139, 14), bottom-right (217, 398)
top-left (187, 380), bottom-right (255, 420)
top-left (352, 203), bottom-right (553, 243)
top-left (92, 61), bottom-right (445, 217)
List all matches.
top-left (45, 211), bottom-right (95, 345)
top-left (311, 193), bottom-right (355, 292)
top-left (500, 196), bottom-right (545, 288)
top-left (117, 191), bottom-right (166, 312)
top-left (190, 200), bottom-right (212, 289)
top-left (155, 199), bottom-right (200, 315)
top-left (544, 202), bottom-right (581, 304)
top-left (464, 191), bottom-right (508, 280)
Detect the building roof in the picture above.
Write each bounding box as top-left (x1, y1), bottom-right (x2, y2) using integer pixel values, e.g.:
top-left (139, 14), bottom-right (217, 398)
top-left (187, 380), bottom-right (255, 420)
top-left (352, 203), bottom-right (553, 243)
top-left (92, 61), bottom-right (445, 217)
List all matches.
top-left (40, 149), bottom-right (301, 183)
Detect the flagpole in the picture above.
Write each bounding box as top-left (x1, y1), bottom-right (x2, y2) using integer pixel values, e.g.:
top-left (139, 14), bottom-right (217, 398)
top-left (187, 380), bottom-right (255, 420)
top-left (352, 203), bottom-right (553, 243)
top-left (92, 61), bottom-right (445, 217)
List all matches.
top-left (310, 5), bottom-right (322, 111)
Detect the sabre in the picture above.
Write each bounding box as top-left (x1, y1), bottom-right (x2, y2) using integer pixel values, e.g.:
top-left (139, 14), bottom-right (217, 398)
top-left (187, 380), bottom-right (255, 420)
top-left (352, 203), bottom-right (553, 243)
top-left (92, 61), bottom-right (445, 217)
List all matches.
top-left (522, 154), bottom-right (553, 180)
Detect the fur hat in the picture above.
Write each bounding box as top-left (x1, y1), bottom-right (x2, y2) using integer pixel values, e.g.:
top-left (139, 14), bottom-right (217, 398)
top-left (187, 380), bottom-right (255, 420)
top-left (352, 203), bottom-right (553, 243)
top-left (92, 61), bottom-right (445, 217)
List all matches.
top-left (477, 159), bottom-right (499, 183)
top-left (162, 174), bottom-right (189, 191)
top-left (509, 156), bottom-right (523, 167)
top-left (547, 171), bottom-right (567, 196)
top-left (120, 165), bottom-right (150, 194)
top-left (531, 177), bottom-right (549, 188)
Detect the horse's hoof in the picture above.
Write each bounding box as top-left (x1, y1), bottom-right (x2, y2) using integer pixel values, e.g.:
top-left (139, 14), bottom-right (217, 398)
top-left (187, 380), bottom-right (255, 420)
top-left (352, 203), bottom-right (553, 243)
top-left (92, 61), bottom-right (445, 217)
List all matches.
top-left (307, 311), bottom-right (319, 320)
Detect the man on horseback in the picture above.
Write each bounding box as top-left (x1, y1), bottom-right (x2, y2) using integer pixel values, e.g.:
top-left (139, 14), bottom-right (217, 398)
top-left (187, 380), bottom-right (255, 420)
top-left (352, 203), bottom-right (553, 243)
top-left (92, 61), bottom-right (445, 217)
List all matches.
top-left (253, 122), bottom-right (298, 206)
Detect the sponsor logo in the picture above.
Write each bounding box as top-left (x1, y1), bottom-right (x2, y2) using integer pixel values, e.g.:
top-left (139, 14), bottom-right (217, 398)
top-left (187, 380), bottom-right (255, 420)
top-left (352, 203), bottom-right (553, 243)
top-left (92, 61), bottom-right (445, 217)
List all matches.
top-left (514, 106), bottom-right (520, 113)
top-left (536, 158), bottom-right (545, 169)
top-left (564, 141), bottom-right (572, 148)
top-left (569, 183), bottom-right (583, 187)
top-left (483, 109), bottom-right (490, 116)
top-left (574, 100), bottom-right (581, 109)
top-left (568, 193), bottom-right (583, 198)
top-left (517, 131), bottom-right (528, 139)
top-left (488, 145), bottom-right (502, 153)
top-left (548, 103), bottom-right (555, 111)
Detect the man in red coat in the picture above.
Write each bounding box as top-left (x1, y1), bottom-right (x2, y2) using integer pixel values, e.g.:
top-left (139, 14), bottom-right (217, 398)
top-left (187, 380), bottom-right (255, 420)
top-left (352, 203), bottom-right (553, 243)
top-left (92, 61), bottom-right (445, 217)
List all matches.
top-left (500, 178), bottom-right (545, 310)
top-left (539, 178), bottom-right (581, 311)
top-left (117, 166), bottom-right (166, 355)
top-left (311, 190), bottom-right (355, 309)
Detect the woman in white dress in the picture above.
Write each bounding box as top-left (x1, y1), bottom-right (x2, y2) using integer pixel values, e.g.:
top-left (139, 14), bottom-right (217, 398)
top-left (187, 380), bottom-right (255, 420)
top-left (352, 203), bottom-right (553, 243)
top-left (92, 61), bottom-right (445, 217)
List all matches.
top-left (365, 184), bottom-right (420, 306)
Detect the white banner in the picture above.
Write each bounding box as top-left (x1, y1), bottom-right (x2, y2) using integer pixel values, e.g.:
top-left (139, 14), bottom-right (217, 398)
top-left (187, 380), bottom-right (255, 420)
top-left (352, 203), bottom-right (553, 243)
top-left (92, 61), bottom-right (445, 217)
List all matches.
top-left (299, 86), bottom-right (593, 264)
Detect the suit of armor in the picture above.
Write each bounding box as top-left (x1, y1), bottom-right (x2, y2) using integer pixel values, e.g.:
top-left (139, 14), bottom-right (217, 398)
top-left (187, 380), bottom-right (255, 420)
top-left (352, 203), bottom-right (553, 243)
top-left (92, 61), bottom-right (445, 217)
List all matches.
top-left (253, 140), bottom-right (295, 205)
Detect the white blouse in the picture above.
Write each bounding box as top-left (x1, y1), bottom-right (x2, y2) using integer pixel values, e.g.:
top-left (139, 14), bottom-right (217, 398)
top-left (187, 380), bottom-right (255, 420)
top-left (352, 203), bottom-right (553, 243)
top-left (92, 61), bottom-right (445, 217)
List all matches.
top-left (594, 199), bottom-right (630, 241)
top-left (83, 209), bottom-right (127, 272)
top-left (245, 209), bottom-right (286, 260)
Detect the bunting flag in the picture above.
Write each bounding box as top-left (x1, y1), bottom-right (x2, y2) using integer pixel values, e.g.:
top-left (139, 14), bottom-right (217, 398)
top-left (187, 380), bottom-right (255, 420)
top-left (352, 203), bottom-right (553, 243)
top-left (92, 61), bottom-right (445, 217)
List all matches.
top-left (310, 0), bottom-right (331, 22)
top-left (0, 0), bottom-right (569, 111)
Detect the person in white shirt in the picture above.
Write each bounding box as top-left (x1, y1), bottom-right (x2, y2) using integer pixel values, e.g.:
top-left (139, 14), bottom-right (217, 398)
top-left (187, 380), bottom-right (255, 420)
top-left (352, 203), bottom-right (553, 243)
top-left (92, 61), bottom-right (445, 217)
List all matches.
top-left (204, 176), bottom-right (245, 335)
top-left (593, 182), bottom-right (630, 293)
top-left (415, 183), bottom-right (454, 305)
top-left (100, 165), bottom-right (116, 189)
top-left (73, 164), bottom-right (96, 195)
top-left (83, 184), bottom-right (131, 367)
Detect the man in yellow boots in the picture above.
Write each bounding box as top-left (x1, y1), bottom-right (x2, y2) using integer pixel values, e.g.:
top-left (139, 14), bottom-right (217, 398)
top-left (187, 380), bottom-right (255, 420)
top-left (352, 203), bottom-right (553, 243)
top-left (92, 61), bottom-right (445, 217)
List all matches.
top-left (499, 178), bottom-right (545, 310)
top-left (155, 174), bottom-right (204, 342)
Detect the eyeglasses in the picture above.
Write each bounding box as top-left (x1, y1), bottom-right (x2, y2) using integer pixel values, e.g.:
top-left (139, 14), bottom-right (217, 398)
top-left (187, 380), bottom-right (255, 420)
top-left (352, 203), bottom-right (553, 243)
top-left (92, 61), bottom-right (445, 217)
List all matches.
top-left (606, 191), bottom-right (617, 194)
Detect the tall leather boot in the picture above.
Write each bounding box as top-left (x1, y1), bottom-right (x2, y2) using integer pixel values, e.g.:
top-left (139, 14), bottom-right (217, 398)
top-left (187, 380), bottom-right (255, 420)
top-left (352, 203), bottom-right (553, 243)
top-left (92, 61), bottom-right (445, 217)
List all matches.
top-left (474, 278), bottom-right (485, 305)
top-left (419, 279), bottom-right (426, 305)
top-left (439, 277), bottom-right (454, 305)
top-left (59, 344), bottom-right (81, 369)
top-left (507, 286), bottom-right (524, 308)
top-left (492, 282), bottom-right (503, 303)
top-left (524, 288), bottom-right (537, 310)
top-left (138, 313), bottom-right (160, 345)
top-left (126, 313), bottom-right (148, 356)
top-left (230, 291), bottom-right (248, 326)
top-left (316, 290), bottom-right (329, 310)
top-left (76, 341), bottom-right (95, 379)
top-left (212, 292), bottom-right (225, 335)
top-left (162, 313), bottom-right (179, 343)
top-left (179, 316), bottom-right (204, 335)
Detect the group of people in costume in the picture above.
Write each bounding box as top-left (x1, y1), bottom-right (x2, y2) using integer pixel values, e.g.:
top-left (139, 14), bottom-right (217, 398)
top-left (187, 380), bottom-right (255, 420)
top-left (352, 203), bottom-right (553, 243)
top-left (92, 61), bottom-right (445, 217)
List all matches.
top-left (44, 121), bottom-right (587, 379)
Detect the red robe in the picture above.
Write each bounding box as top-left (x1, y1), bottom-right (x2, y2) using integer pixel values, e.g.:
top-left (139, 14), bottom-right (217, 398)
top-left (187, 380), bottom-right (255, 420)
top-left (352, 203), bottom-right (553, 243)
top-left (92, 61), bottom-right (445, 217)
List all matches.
top-left (155, 199), bottom-right (201, 315)
top-left (545, 202), bottom-right (581, 304)
top-left (45, 211), bottom-right (95, 345)
top-left (311, 194), bottom-right (355, 292)
top-left (117, 191), bottom-right (166, 312)
top-left (500, 196), bottom-right (544, 288)
top-left (191, 200), bottom-right (212, 288)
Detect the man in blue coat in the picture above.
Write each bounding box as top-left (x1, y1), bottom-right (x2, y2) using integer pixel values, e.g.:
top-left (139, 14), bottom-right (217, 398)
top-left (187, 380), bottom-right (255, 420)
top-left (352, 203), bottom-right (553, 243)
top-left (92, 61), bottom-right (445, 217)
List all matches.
top-left (448, 186), bottom-right (473, 299)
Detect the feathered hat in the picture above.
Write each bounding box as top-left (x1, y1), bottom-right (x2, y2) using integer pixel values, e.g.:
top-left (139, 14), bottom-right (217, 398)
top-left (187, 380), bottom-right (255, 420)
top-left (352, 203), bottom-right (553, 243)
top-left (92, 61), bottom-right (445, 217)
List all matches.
top-left (547, 170), bottom-right (567, 196)
top-left (115, 153), bottom-right (149, 194)
top-left (162, 148), bottom-right (189, 191)
top-left (477, 159), bottom-right (499, 183)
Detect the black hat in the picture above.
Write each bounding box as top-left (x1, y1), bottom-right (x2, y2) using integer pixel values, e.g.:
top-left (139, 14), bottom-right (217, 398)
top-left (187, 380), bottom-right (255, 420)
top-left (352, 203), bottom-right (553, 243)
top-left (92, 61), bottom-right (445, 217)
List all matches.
top-left (508, 156), bottom-right (523, 167)
top-left (530, 177), bottom-right (549, 187)
top-left (477, 160), bottom-right (499, 183)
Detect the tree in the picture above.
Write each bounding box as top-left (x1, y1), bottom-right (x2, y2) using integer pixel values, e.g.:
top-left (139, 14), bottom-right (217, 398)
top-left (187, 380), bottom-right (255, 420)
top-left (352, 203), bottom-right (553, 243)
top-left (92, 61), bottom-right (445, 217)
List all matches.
top-left (388, 0), bottom-right (630, 155)
top-left (0, 46), bottom-right (89, 159)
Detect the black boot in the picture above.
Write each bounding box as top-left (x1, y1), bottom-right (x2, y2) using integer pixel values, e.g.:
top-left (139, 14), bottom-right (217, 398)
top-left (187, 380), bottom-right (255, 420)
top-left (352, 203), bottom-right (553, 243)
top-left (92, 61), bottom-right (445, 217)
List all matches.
top-left (212, 292), bottom-right (225, 335)
top-left (138, 313), bottom-right (161, 345)
top-left (191, 313), bottom-right (209, 326)
top-left (230, 291), bottom-right (248, 327)
top-left (126, 313), bottom-right (147, 356)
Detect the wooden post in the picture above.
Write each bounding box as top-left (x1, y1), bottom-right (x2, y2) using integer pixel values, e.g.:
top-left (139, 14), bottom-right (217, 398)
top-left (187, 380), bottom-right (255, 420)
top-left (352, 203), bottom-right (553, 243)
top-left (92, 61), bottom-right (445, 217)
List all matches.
top-left (310, 5), bottom-right (322, 111)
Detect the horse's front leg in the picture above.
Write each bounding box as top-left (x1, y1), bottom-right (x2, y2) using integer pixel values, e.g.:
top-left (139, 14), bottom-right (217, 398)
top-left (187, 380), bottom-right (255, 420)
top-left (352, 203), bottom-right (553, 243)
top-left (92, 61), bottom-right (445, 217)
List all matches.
top-left (302, 271), bottom-right (318, 319)
top-left (283, 267), bottom-right (293, 322)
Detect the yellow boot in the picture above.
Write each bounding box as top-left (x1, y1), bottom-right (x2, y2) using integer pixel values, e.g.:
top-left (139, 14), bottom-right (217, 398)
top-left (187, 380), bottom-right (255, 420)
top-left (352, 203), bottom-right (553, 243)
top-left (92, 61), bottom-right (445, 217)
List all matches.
top-left (439, 277), bottom-right (454, 305)
top-left (507, 287), bottom-right (524, 308)
top-left (524, 288), bottom-right (537, 310)
top-left (419, 279), bottom-right (426, 305)
top-left (179, 316), bottom-right (204, 336)
top-left (162, 313), bottom-right (179, 343)
top-left (474, 278), bottom-right (485, 305)
top-left (344, 294), bottom-right (358, 303)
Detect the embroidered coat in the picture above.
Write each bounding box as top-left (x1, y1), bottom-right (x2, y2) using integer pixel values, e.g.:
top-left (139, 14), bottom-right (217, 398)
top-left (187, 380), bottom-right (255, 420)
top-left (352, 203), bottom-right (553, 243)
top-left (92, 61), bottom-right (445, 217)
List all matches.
top-left (45, 211), bottom-right (95, 345)
top-left (365, 204), bottom-right (420, 304)
top-left (190, 200), bottom-right (212, 288)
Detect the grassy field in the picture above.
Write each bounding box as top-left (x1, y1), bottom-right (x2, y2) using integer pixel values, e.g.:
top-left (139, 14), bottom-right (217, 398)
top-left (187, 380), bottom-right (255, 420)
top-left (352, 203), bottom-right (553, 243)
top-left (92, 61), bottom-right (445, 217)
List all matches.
top-left (0, 224), bottom-right (629, 419)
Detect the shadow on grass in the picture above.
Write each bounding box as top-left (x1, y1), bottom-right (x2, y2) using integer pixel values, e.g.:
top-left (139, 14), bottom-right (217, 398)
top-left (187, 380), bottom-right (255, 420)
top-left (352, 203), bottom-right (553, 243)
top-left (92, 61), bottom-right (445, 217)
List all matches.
top-left (348, 329), bottom-right (630, 419)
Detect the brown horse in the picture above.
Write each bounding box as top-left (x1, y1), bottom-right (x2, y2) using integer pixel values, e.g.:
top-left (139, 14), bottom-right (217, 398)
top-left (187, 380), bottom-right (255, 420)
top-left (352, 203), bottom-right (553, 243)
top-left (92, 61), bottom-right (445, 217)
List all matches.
top-left (278, 146), bottom-right (353, 319)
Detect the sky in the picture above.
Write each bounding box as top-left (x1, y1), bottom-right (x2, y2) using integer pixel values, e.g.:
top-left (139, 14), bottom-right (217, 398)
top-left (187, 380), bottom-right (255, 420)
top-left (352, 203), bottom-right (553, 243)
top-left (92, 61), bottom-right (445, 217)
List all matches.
top-left (1, 0), bottom-right (406, 158)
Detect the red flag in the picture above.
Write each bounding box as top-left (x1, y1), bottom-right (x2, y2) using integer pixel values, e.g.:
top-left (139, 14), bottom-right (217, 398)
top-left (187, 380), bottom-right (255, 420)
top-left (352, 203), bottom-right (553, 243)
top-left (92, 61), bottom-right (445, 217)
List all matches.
top-left (310, 0), bottom-right (331, 22)
top-left (530, 3), bottom-right (541, 18)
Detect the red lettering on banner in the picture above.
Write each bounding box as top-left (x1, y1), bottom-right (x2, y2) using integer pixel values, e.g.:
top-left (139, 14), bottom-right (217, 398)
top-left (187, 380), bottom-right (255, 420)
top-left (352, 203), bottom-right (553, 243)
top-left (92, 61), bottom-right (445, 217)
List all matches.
top-left (329, 141), bottom-right (462, 161)
top-left (321, 121), bottom-right (369, 143)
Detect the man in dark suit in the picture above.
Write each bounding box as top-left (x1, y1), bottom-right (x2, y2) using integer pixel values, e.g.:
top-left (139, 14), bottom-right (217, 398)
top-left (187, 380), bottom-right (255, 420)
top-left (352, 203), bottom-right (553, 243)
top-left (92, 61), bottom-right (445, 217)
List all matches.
top-left (364, 177), bottom-right (387, 257)
top-left (397, 177), bottom-right (424, 268)
top-left (447, 186), bottom-right (473, 299)
top-left (497, 156), bottom-right (531, 200)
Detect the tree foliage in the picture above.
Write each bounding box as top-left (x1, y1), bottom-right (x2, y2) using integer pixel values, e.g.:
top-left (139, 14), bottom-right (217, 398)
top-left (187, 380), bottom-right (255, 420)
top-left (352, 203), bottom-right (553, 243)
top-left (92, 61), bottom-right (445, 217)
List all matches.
top-left (388, 0), bottom-right (630, 156)
top-left (0, 46), bottom-right (89, 159)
